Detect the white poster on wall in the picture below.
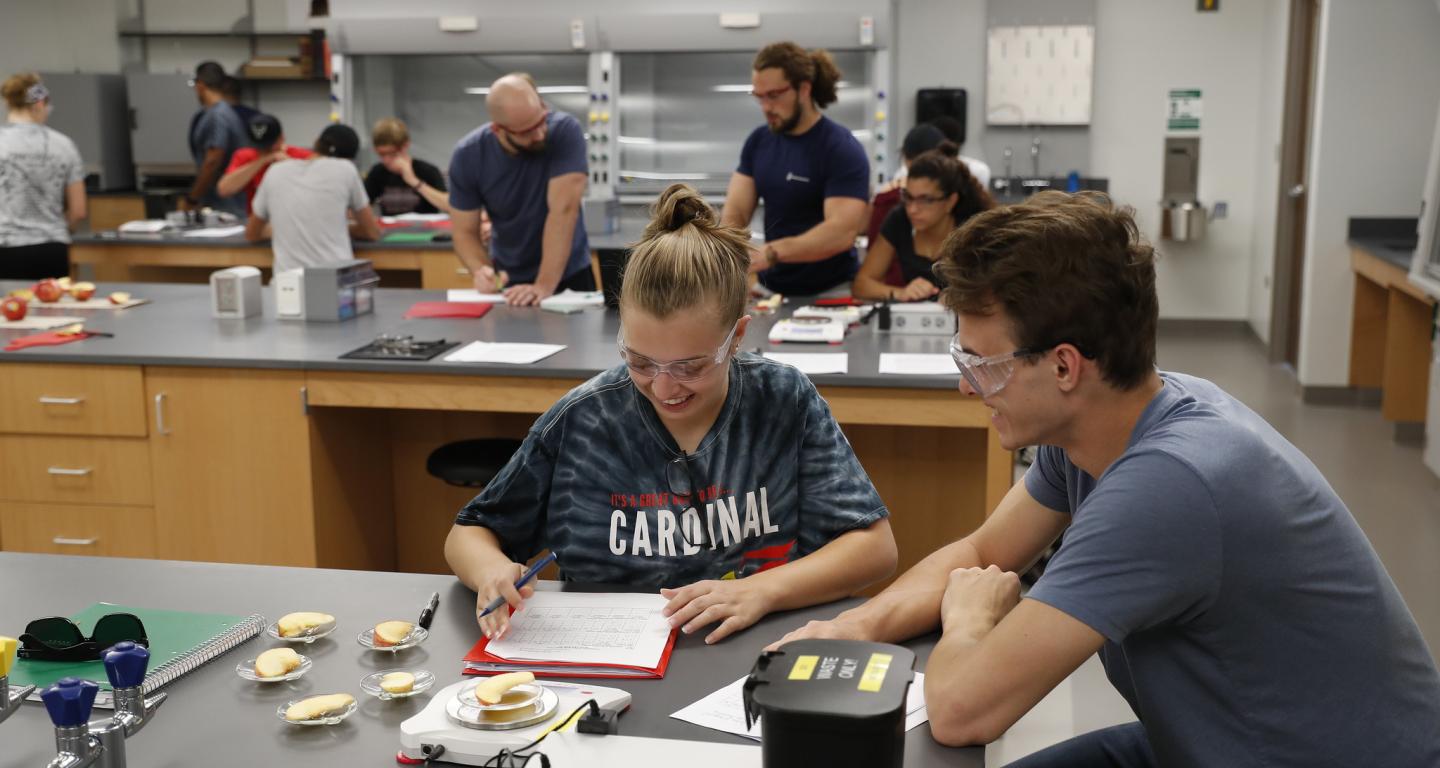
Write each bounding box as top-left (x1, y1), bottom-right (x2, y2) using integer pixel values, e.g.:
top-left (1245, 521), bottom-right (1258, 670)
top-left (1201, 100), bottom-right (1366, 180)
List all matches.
top-left (1167, 89), bottom-right (1203, 131)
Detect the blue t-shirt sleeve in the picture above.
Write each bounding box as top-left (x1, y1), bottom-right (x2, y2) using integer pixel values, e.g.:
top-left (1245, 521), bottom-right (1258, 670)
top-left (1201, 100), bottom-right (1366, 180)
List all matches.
top-left (194, 111), bottom-right (223, 152)
top-left (736, 129), bottom-right (760, 177)
top-left (1024, 446), bottom-right (1072, 513)
top-left (823, 130), bottom-right (871, 202)
top-left (455, 417), bottom-right (559, 564)
top-left (447, 136), bottom-right (485, 212)
top-left (795, 378), bottom-right (888, 556)
top-left (1026, 451), bottom-right (1222, 643)
top-left (546, 116), bottom-right (588, 179)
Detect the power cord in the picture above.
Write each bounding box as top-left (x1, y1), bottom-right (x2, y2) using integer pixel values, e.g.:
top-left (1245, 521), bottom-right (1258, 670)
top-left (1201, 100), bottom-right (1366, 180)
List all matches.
top-left (481, 699), bottom-right (602, 768)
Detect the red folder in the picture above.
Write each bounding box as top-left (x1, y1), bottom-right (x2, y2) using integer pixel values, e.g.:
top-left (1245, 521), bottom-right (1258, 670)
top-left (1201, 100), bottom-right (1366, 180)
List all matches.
top-left (3, 330), bottom-right (98, 352)
top-left (403, 302), bottom-right (493, 319)
top-left (461, 628), bottom-right (678, 680)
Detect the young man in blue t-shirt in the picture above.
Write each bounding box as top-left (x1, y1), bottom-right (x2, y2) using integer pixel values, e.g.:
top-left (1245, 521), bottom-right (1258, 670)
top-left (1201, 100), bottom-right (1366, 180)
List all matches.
top-left (448, 73), bottom-right (592, 307)
top-left (720, 42), bottom-right (870, 297)
top-left (775, 192), bottom-right (1440, 766)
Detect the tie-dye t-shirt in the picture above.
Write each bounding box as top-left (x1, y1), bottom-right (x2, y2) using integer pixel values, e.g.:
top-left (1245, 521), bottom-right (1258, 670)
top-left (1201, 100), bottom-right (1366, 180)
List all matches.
top-left (456, 354), bottom-right (888, 588)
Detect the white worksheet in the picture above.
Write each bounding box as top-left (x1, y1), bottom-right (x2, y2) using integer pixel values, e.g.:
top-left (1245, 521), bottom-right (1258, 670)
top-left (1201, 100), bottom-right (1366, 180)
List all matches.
top-left (763, 352), bottom-right (850, 375)
top-left (444, 341), bottom-right (565, 365)
top-left (671, 671), bottom-right (929, 739)
top-left (445, 289), bottom-right (510, 304)
top-left (182, 225), bottom-right (247, 238)
top-left (878, 353), bottom-right (959, 376)
top-left (485, 592), bottom-right (673, 667)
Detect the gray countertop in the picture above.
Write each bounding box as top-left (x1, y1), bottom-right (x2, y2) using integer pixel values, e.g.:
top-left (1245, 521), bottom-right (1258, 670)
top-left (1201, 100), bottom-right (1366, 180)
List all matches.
top-left (1347, 216), bottom-right (1418, 272)
top-left (1349, 237), bottom-right (1417, 272)
top-left (0, 282), bottom-right (961, 390)
top-left (0, 552), bottom-right (979, 767)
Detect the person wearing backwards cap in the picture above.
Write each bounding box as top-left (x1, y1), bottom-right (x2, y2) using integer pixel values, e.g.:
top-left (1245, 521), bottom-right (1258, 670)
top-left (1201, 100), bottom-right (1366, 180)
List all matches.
top-left (217, 114), bottom-right (314, 215)
top-left (245, 123), bottom-right (381, 273)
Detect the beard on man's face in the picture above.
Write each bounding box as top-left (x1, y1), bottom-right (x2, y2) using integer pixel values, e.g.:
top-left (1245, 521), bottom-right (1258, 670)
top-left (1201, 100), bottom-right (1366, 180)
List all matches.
top-left (768, 104), bottom-right (802, 135)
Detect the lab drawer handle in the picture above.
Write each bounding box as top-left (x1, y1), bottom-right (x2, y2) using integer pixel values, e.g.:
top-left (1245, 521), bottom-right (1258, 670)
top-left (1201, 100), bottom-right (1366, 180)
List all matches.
top-left (52, 537), bottom-right (98, 546)
top-left (47, 467), bottom-right (94, 477)
top-left (155, 392), bottom-right (169, 435)
top-left (39, 396), bottom-right (85, 405)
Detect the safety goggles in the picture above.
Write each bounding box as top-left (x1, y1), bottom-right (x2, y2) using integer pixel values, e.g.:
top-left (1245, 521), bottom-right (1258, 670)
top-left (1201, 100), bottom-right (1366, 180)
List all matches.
top-left (618, 319), bottom-right (741, 383)
top-left (17, 613), bottom-right (149, 662)
top-left (496, 108), bottom-right (549, 139)
top-left (950, 335), bottom-right (1051, 399)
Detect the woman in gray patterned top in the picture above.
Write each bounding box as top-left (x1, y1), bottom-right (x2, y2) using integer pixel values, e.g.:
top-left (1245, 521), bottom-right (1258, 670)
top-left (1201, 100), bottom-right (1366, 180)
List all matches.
top-left (446, 184), bottom-right (898, 644)
top-left (0, 72), bottom-right (86, 279)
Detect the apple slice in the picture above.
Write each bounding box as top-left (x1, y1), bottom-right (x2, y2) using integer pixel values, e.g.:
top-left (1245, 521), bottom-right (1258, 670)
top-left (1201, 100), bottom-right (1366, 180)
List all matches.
top-left (277, 612), bottom-right (334, 638)
top-left (474, 671), bottom-right (536, 705)
top-left (108, 291), bottom-right (132, 305)
top-left (379, 672), bottom-right (415, 694)
top-left (255, 647), bottom-right (301, 678)
top-left (56, 276), bottom-right (73, 290)
top-left (70, 282), bottom-right (96, 301)
top-left (372, 620), bottom-right (414, 647)
top-left (284, 693), bottom-right (354, 722)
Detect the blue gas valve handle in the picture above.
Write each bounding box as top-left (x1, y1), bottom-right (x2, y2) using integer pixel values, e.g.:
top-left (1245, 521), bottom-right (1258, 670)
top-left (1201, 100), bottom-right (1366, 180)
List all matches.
top-left (42, 677), bottom-right (99, 727)
top-left (103, 641), bottom-right (150, 690)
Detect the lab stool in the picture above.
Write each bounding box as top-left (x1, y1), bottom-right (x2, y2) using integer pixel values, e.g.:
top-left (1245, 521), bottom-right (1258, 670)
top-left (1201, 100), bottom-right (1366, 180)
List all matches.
top-left (425, 438), bottom-right (523, 488)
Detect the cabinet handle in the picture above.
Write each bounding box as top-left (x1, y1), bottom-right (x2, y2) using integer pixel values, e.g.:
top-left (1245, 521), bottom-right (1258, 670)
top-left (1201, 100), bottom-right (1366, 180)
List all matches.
top-left (47, 467), bottom-right (93, 476)
top-left (39, 396), bottom-right (85, 405)
top-left (52, 537), bottom-right (98, 546)
top-left (155, 392), bottom-right (169, 435)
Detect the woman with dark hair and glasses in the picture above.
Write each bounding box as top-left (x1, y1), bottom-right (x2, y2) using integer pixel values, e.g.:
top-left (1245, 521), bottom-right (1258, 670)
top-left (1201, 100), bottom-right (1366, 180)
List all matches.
top-left (852, 141), bottom-right (995, 303)
top-left (446, 184), bottom-right (897, 645)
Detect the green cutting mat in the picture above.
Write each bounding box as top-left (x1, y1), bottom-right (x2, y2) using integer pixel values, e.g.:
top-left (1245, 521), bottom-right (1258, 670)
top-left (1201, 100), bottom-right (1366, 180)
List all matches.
top-left (7, 603), bottom-right (255, 692)
top-left (382, 232), bottom-right (439, 243)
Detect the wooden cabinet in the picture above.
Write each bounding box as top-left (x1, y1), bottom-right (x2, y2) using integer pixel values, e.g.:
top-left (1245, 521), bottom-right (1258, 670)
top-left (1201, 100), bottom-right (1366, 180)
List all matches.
top-left (0, 363), bottom-right (152, 556)
top-left (145, 367), bottom-right (317, 567)
top-left (0, 502), bottom-right (156, 558)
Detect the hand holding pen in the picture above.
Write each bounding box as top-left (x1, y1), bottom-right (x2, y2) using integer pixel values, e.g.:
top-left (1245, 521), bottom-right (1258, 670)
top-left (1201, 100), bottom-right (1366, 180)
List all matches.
top-left (475, 551), bottom-right (557, 640)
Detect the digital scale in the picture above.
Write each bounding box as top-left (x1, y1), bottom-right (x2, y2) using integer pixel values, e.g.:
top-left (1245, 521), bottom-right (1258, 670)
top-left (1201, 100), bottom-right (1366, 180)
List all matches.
top-left (767, 316), bottom-right (846, 344)
top-left (398, 679), bottom-right (631, 765)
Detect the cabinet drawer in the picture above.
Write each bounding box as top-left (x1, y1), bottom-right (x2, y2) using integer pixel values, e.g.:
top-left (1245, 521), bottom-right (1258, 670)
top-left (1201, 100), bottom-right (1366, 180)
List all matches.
top-left (0, 435), bottom-right (152, 505)
top-left (0, 502), bottom-right (155, 558)
top-left (0, 364), bottom-right (146, 436)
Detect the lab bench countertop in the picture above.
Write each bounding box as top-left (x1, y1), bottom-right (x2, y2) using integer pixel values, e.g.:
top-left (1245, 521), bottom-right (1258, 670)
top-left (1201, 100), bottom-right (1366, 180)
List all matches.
top-left (0, 281), bottom-right (961, 390)
top-left (0, 552), bottom-right (978, 768)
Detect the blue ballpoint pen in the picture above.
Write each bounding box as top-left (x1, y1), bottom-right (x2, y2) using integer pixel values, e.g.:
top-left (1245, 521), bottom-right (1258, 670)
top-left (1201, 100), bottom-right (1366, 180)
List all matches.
top-left (477, 551), bottom-right (558, 619)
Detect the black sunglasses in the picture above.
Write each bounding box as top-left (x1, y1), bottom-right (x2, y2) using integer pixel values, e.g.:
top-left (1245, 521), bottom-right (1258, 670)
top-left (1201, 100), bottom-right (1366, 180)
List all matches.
top-left (666, 451), bottom-right (710, 551)
top-left (17, 613), bottom-right (149, 662)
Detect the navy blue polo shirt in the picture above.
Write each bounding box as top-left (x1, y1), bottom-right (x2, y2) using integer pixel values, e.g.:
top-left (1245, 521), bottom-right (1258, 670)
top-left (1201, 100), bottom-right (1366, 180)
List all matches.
top-left (737, 115), bottom-right (870, 296)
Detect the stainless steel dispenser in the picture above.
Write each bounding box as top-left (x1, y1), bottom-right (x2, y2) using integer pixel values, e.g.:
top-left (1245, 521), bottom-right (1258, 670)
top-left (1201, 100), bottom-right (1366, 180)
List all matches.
top-left (1160, 137), bottom-right (1206, 241)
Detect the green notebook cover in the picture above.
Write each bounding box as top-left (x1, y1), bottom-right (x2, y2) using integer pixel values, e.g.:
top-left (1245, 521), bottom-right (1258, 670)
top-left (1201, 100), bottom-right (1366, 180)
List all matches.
top-left (382, 232), bottom-right (439, 243)
top-left (7, 602), bottom-right (263, 696)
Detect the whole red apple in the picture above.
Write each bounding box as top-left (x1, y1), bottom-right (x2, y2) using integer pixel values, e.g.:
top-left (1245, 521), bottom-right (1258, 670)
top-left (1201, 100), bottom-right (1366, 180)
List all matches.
top-left (1, 296), bottom-right (27, 321)
top-left (33, 279), bottom-right (63, 303)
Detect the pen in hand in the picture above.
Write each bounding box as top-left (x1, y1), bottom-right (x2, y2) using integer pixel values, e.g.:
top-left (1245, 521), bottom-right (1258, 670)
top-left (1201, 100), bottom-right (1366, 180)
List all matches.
top-left (478, 551), bottom-right (558, 620)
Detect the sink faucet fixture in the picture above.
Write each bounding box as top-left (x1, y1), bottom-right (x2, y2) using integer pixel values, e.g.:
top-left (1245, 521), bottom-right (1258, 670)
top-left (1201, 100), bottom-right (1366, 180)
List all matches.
top-left (42, 642), bottom-right (168, 768)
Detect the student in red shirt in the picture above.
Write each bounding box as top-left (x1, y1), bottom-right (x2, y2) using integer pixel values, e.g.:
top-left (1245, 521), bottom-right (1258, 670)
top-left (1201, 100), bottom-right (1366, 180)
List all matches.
top-left (217, 114), bottom-right (313, 215)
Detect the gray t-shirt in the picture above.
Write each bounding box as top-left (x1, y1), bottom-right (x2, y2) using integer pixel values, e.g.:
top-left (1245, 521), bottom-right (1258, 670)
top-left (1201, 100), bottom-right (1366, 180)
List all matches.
top-left (447, 111), bottom-right (591, 285)
top-left (188, 102), bottom-right (248, 216)
top-left (252, 157), bottom-right (369, 273)
top-left (1026, 371), bottom-right (1440, 767)
top-left (456, 356), bottom-right (888, 588)
top-left (0, 123), bottom-right (84, 247)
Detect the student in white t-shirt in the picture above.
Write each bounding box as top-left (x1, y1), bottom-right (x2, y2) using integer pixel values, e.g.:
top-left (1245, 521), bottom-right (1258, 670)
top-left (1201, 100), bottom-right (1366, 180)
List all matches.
top-left (245, 124), bottom-right (381, 272)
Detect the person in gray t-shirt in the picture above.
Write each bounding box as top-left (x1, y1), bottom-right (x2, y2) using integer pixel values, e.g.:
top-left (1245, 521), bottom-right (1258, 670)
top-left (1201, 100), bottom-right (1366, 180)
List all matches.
top-left (0, 72), bottom-right (87, 279)
top-left (774, 191), bottom-right (1440, 767)
top-left (246, 124), bottom-right (380, 273)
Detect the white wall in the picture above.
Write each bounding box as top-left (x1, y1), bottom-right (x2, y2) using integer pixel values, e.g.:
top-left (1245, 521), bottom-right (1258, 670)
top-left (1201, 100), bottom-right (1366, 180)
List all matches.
top-left (1296, 0), bottom-right (1440, 386)
top-left (1091, 0), bottom-right (1279, 321)
top-left (1247, 1), bottom-right (1291, 344)
top-left (0, 0), bottom-right (122, 75)
top-left (894, 0), bottom-right (987, 159)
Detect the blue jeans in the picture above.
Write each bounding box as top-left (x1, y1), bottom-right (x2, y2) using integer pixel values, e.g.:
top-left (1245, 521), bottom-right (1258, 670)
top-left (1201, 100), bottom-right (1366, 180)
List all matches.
top-left (1003, 722), bottom-right (1157, 768)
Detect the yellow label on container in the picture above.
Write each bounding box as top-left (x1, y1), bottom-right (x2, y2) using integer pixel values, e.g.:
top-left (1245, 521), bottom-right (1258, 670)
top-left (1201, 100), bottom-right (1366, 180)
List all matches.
top-left (858, 652), bottom-right (893, 692)
top-left (0, 636), bottom-right (15, 677)
top-left (789, 655), bottom-right (819, 681)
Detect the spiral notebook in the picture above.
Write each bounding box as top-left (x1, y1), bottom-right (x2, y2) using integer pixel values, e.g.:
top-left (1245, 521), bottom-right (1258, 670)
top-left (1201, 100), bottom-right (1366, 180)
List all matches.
top-left (8, 602), bottom-right (264, 708)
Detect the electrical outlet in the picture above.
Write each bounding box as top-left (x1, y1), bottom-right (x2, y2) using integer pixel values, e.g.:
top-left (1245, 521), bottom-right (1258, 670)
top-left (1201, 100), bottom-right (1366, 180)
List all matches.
top-left (1213, 201), bottom-right (1228, 219)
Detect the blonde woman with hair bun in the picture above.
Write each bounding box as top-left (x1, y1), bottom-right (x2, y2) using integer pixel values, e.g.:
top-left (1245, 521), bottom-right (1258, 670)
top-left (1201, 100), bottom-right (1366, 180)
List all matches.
top-left (447, 184), bottom-right (897, 645)
top-left (0, 71), bottom-right (87, 279)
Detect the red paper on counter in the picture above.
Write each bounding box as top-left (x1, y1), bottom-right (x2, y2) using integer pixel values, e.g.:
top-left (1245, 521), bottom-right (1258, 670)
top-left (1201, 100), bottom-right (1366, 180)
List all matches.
top-left (3, 330), bottom-right (98, 352)
top-left (403, 302), bottom-right (494, 319)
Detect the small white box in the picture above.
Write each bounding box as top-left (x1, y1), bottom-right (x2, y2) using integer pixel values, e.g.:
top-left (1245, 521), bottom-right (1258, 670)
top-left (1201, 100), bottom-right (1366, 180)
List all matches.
top-left (210, 266), bottom-right (262, 319)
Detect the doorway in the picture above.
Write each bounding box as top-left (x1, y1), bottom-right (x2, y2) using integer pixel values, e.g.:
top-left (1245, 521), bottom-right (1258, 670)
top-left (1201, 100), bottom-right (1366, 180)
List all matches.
top-left (1269, 0), bottom-right (1321, 366)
